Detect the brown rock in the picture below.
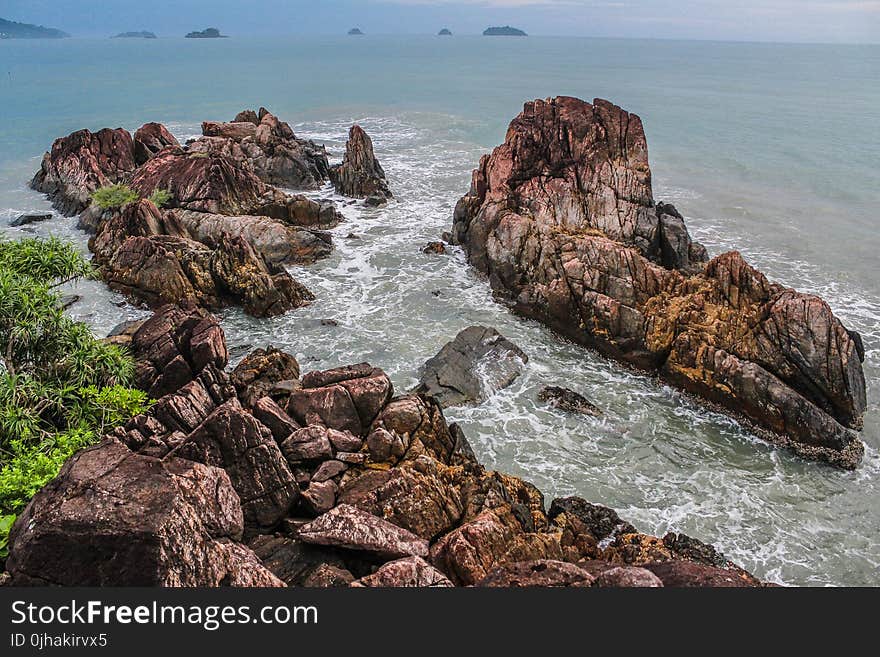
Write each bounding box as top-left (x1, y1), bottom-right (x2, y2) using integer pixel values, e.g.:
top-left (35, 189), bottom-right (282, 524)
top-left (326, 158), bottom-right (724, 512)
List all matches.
top-left (301, 479), bottom-right (338, 516)
top-left (133, 122), bottom-right (180, 165)
top-left (6, 441), bottom-right (281, 586)
top-left (301, 564), bottom-right (355, 588)
top-left (593, 566), bottom-right (663, 587)
top-left (297, 504), bottom-right (429, 559)
top-left (232, 347), bottom-right (301, 406)
top-left (644, 560), bottom-right (760, 587)
top-left (329, 125), bottom-right (392, 201)
top-left (477, 560), bottom-right (595, 587)
top-left (31, 127), bottom-right (136, 216)
top-left (280, 425), bottom-right (334, 463)
top-left (352, 557), bottom-right (453, 587)
top-left (252, 396), bottom-right (301, 441)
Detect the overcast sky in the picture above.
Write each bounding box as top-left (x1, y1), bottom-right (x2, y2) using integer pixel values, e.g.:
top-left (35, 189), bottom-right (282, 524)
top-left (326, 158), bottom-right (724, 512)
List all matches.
top-left (3, 0), bottom-right (879, 43)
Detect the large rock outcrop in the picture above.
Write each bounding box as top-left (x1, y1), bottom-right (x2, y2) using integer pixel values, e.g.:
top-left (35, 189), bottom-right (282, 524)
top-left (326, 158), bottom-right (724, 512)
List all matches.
top-left (31, 128), bottom-right (137, 216)
top-left (6, 305), bottom-right (768, 587)
top-left (329, 125), bottom-right (392, 204)
top-left (451, 96), bottom-right (866, 468)
top-left (196, 107), bottom-right (331, 189)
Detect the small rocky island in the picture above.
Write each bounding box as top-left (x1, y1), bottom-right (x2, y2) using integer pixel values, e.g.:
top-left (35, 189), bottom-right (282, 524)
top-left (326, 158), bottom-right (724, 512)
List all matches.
top-left (185, 27), bottom-right (226, 38)
top-left (348, 28), bottom-right (364, 35)
top-left (0, 17), bottom-right (68, 38)
top-left (438, 28), bottom-right (452, 36)
top-left (483, 26), bottom-right (527, 36)
top-left (112, 31), bottom-right (157, 39)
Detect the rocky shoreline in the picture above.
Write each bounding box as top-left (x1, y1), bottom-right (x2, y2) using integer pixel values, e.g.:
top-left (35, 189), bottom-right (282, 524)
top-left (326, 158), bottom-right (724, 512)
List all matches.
top-left (3, 96), bottom-right (867, 587)
top-left (451, 96), bottom-right (867, 469)
top-left (5, 303), bottom-right (766, 587)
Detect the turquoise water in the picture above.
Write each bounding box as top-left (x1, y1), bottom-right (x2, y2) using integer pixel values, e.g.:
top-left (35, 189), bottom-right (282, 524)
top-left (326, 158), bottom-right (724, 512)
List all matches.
top-left (1, 36), bottom-right (878, 586)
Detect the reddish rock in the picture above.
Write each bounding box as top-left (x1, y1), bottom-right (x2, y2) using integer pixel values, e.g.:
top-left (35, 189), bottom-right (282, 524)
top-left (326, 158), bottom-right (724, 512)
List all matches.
top-left (477, 560), bottom-right (595, 587)
top-left (593, 566), bottom-right (663, 587)
top-left (644, 560), bottom-right (759, 588)
top-left (297, 504), bottom-right (429, 559)
top-left (329, 125), bottom-right (392, 202)
top-left (6, 441), bottom-right (281, 586)
top-left (247, 534), bottom-right (349, 586)
top-left (252, 396), bottom-right (301, 441)
top-left (451, 96), bottom-right (866, 467)
top-left (133, 122), bottom-right (180, 165)
top-left (281, 425), bottom-right (334, 463)
top-left (301, 564), bottom-right (355, 588)
top-left (352, 557), bottom-right (453, 587)
top-left (301, 479), bottom-right (338, 516)
top-left (311, 460), bottom-right (348, 482)
top-left (232, 347), bottom-right (301, 406)
top-left (31, 127), bottom-right (137, 215)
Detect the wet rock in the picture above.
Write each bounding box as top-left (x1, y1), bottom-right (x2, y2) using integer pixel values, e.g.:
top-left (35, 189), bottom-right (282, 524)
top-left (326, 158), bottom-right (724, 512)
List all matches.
top-left (477, 560), bottom-right (595, 587)
top-left (329, 125), bottom-right (392, 201)
top-left (538, 386), bottom-right (602, 416)
top-left (133, 122), bottom-right (180, 165)
top-left (298, 504), bottom-right (430, 560)
top-left (414, 326), bottom-right (528, 408)
top-left (422, 241), bottom-right (447, 254)
top-left (232, 347), bottom-right (301, 406)
top-left (451, 95), bottom-right (866, 468)
top-left (352, 557), bottom-right (453, 587)
top-left (10, 212), bottom-right (52, 227)
top-left (6, 441), bottom-right (281, 586)
top-left (593, 566), bottom-right (663, 587)
top-left (31, 127), bottom-right (136, 215)
top-left (58, 294), bottom-right (81, 310)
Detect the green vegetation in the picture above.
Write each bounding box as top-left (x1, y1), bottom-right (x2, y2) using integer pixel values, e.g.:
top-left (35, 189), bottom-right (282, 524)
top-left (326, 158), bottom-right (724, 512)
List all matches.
top-left (0, 237), bottom-right (150, 558)
top-left (147, 188), bottom-right (172, 208)
top-left (91, 183), bottom-right (139, 210)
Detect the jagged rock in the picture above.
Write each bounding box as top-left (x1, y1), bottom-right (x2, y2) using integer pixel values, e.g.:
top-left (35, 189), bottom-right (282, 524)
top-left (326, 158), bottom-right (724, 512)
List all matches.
top-left (301, 564), bottom-right (356, 587)
top-left (351, 557), bottom-right (453, 587)
top-left (477, 560), bottom-right (595, 587)
top-left (644, 560), bottom-right (759, 587)
top-left (301, 480), bottom-right (338, 516)
top-left (329, 125), bottom-right (392, 202)
top-left (593, 566), bottom-right (663, 587)
top-left (337, 463), bottom-right (463, 540)
top-left (129, 302), bottom-right (228, 397)
top-left (414, 326), bottom-right (528, 408)
top-left (311, 460), bottom-right (348, 482)
top-left (31, 127), bottom-right (137, 216)
top-left (549, 497), bottom-right (637, 559)
top-left (297, 504), bottom-right (429, 559)
top-left (232, 347), bottom-right (301, 406)
top-left (371, 394), bottom-right (458, 464)
top-left (133, 122), bottom-right (180, 165)
top-left (422, 241), bottom-right (447, 254)
top-left (538, 386), bottom-right (602, 416)
top-left (281, 425), bottom-right (334, 463)
top-left (5, 441), bottom-right (281, 586)
top-left (247, 534), bottom-right (349, 586)
top-left (451, 95), bottom-right (866, 468)
top-left (288, 364), bottom-right (393, 435)
top-left (173, 398), bottom-right (299, 532)
top-left (197, 108), bottom-right (331, 189)
top-left (252, 396), bottom-right (301, 441)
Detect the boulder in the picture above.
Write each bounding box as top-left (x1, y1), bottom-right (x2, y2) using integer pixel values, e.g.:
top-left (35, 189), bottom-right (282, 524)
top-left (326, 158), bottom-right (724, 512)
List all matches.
top-left (5, 441), bottom-right (281, 586)
top-left (329, 125), bottom-right (392, 202)
top-left (133, 122), bottom-right (180, 165)
top-left (232, 346), bottom-right (301, 406)
top-left (10, 212), bottom-right (52, 227)
top-left (247, 534), bottom-right (349, 586)
top-left (414, 326), bottom-right (528, 407)
top-left (31, 127), bottom-right (137, 216)
top-left (644, 560), bottom-right (759, 587)
top-left (451, 95), bottom-right (866, 468)
top-left (297, 504), bottom-right (429, 559)
top-left (351, 557), bottom-right (453, 587)
top-left (477, 560), bottom-right (595, 587)
top-left (422, 241), bottom-right (447, 255)
top-left (593, 566), bottom-right (663, 587)
top-left (538, 386), bottom-right (602, 416)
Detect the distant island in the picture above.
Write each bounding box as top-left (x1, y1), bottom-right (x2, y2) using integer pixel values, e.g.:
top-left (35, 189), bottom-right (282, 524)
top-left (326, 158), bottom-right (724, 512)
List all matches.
top-left (112, 31), bottom-right (157, 39)
top-left (348, 28), bottom-right (364, 35)
top-left (483, 26), bottom-right (527, 37)
top-left (0, 17), bottom-right (69, 39)
top-left (185, 27), bottom-right (226, 39)
top-left (438, 28), bottom-right (452, 36)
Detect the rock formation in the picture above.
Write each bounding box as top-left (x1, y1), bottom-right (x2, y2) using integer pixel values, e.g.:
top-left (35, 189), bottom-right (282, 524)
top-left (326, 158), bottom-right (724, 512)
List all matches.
top-left (31, 109), bottom-right (346, 316)
top-left (414, 326), bottom-right (527, 407)
top-left (451, 96), bottom-right (866, 468)
top-left (6, 303), bottom-right (767, 587)
top-left (329, 125), bottom-right (393, 204)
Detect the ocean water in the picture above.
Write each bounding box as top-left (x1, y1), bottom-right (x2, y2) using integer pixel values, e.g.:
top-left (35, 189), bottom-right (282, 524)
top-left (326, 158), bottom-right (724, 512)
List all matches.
top-left (1, 36), bottom-right (878, 586)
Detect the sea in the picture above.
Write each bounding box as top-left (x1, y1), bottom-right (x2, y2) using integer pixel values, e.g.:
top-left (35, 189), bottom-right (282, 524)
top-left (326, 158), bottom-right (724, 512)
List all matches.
top-left (0, 35), bottom-right (878, 586)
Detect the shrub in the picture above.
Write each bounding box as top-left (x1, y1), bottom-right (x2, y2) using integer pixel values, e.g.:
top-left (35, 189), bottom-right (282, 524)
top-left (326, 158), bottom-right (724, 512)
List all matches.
top-left (0, 237), bottom-right (151, 556)
top-left (90, 183), bottom-right (139, 210)
top-left (147, 188), bottom-right (172, 208)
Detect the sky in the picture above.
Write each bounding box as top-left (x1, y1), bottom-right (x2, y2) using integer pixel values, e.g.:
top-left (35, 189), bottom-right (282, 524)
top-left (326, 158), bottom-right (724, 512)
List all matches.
top-left (2, 0), bottom-right (879, 44)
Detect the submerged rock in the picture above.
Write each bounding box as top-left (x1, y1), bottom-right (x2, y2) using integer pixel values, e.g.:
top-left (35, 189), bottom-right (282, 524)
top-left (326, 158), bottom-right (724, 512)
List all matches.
top-left (538, 386), bottom-right (602, 416)
top-left (10, 212), bottom-right (52, 227)
top-left (451, 95), bottom-right (866, 468)
top-left (414, 326), bottom-right (528, 407)
top-left (329, 125), bottom-right (392, 202)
